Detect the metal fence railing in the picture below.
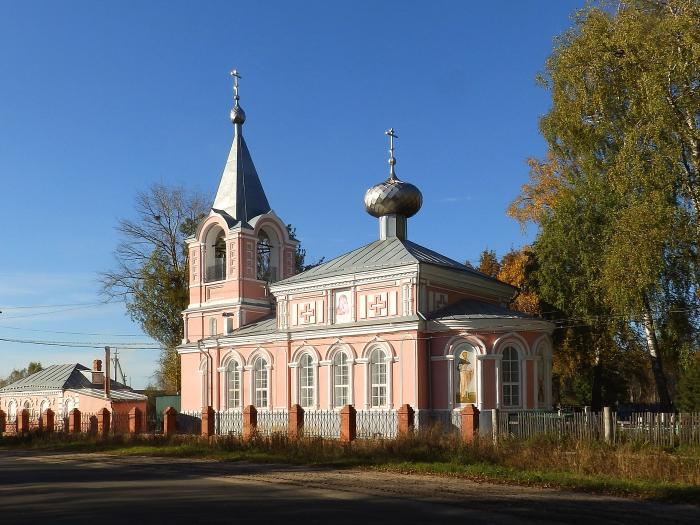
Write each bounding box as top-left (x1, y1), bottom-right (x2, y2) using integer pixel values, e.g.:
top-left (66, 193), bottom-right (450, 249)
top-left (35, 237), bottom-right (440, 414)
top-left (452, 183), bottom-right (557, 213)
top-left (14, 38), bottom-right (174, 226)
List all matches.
top-left (356, 410), bottom-right (398, 439)
top-left (256, 410), bottom-right (288, 436)
top-left (497, 410), bottom-right (604, 441)
top-left (415, 409), bottom-right (460, 434)
top-left (303, 410), bottom-right (341, 439)
top-left (216, 411), bottom-right (244, 436)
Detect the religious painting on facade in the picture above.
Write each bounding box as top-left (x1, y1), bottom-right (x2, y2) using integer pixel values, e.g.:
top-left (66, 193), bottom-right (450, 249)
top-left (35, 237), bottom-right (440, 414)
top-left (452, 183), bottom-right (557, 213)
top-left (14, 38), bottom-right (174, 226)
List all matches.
top-left (456, 347), bottom-right (476, 404)
top-left (334, 290), bottom-right (352, 324)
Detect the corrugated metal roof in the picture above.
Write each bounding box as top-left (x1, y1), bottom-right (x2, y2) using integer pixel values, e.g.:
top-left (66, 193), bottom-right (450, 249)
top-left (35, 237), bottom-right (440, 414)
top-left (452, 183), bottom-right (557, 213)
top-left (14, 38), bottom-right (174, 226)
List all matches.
top-left (228, 316), bottom-right (277, 337)
top-left (428, 298), bottom-right (536, 321)
top-left (68, 388), bottom-right (147, 402)
top-left (0, 364), bottom-right (89, 393)
top-left (275, 237), bottom-right (501, 286)
top-left (0, 363), bottom-right (146, 401)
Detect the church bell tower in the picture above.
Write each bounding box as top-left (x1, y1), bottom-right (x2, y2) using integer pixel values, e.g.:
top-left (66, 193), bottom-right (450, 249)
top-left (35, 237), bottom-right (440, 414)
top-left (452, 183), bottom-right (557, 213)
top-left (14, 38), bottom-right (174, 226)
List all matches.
top-left (181, 70), bottom-right (298, 344)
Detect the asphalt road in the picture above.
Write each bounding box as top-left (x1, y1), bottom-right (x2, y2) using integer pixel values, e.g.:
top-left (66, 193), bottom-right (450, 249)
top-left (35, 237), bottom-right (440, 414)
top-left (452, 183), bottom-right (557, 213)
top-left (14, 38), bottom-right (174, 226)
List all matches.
top-left (0, 451), bottom-right (697, 524)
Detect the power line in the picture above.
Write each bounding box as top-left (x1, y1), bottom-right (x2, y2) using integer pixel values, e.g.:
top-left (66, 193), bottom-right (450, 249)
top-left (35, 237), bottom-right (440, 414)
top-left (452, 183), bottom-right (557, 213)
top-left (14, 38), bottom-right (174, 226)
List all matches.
top-left (0, 336), bottom-right (161, 350)
top-left (0, 324), bottom-right (146, 338)
top-left (0, 301), bottom-right (120, 310)
top-left (0, 303), bottom-right (124, 320)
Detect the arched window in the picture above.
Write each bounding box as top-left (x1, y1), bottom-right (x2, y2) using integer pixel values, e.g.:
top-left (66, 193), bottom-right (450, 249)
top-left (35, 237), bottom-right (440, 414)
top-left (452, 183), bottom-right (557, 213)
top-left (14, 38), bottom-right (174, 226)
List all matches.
top-left (454, 344), bottom-right (477, 405)
top-left (333, 352), bottom-right (350, 407)
top-left (40, 399), bottom-right (49, 414)
top-left (23, 400), bottom-right (31, 410)
top-left (226, 360), bottom-right (241, 410)
top-left (204, 226), bottom-right (226, 283)
top-left (64, 398), bottom-right (75, 416)
top-left (7, 400), bottom-right (16, 422)
top-left (369, 348), bottom-right (388, 407)
top-left (256, 228), bottom-right (280, 283)
top-left (502, 346), bottom-right (520, 407)
top-left (254, 357), bottom-right (268, 409)
top-left (299, 354), bottom-right (315, 408)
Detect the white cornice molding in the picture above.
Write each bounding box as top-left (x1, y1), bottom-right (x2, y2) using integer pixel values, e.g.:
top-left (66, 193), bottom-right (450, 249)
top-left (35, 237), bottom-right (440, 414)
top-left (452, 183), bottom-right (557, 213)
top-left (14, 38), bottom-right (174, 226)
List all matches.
top-left (270, 266), bottom-right (419, 295)
top-left (428, 318), bottom-right (555, 334)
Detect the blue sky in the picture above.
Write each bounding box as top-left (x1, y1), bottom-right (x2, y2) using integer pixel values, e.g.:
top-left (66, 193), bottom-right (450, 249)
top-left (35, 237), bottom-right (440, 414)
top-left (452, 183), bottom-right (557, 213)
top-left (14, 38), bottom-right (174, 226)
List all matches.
top-left (0, 0), bottom-right (583, 387)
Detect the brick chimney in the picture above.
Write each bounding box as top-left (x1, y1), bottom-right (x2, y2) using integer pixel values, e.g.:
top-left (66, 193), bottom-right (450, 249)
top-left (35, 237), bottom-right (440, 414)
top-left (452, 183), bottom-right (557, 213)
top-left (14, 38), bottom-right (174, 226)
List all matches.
top-left (92, 359), bottom-right (105, 385)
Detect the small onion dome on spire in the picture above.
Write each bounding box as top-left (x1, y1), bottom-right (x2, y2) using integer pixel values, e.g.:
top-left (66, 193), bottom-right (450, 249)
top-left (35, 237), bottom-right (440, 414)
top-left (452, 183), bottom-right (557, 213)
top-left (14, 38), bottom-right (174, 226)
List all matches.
top-left (364, 128), bottom-right (422, 218)
top-left (230, 69), bottom-right (246, 124)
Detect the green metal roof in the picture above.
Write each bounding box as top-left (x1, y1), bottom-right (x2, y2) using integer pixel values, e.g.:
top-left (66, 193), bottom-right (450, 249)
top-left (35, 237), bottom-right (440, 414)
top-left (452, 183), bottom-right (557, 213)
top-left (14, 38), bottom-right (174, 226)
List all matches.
top-left (274, 237), bottom-right (503, 286)
top-left (0, 364), bottom-right (90, 393)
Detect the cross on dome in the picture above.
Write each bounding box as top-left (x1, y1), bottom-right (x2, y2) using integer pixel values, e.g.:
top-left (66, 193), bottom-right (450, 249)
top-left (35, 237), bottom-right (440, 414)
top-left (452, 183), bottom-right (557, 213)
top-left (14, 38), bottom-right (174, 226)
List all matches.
top-left (230, 69), bottom-right (241, 103)
top-left (385, 128), bottom-right (398, 180)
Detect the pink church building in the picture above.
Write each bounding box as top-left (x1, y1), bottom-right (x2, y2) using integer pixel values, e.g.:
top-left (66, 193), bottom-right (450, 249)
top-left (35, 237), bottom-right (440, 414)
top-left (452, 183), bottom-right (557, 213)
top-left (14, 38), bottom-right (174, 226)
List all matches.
top-left (178, 74), bottom-right (555, 417)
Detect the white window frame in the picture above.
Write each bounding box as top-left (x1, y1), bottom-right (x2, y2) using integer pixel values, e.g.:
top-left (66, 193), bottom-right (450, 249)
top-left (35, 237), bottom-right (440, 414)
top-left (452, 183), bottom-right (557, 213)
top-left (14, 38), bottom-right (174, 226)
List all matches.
top-left (7, 400), bottom-right (17, 422)
top-left (209, 317), bottom-right (218, 336)
top-left (253, 357), bottom-right (269, 409)
top-left (332, 351), bottom-right (351, 408)
top-left (298, 353), bottom-right (316, 408)
top-left (369, 347), bottom-right (389, 408)
top-left (501, 346), bottom-right (521, 408)
top-left (226, 360), bottom-right (242, 410)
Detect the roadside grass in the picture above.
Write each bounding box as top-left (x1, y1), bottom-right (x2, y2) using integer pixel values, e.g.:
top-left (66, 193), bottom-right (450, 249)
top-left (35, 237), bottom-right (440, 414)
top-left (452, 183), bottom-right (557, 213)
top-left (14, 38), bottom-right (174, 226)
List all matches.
top-left (2, 429), bottom-right (699, 504)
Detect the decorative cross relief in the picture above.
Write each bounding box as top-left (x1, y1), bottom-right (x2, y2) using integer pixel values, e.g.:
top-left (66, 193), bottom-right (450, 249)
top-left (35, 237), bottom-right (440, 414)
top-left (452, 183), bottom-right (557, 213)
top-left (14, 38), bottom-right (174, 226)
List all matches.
top-left (368, 293), bottom-right (388, 318)
top-left (299, 302), bottom-right (316, 324)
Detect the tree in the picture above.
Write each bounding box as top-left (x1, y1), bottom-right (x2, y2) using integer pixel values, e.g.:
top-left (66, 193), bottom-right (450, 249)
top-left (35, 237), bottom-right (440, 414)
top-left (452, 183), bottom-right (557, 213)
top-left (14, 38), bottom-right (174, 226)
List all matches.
top-left (0, 362), bottom-right (43, 388)
top-left (287, 224), bottom-right (324, 273)
top-left (101, 184), bottom-right (208, 393)
top-left (497, 247), bottom-right (541, 316)
top-left (477, 249), bottom-right (500, 278)
top-left (520, 0), bottom-right (700, 407)
top-left (675, 355), bottom-right (700, 411)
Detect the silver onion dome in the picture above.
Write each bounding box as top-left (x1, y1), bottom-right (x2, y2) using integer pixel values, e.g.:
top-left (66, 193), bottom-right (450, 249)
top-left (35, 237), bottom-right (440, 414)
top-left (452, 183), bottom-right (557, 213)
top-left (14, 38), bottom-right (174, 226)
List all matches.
top-left (364, 128), bottom-right (422, 218)
top-left (364, 177), bottom-right (422, 218)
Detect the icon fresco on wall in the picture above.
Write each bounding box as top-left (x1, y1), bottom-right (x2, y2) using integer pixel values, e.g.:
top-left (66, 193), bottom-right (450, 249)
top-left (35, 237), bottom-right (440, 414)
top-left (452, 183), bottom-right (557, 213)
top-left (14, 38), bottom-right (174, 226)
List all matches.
top-left (456, 348), bottom-right (476, 404)
top-left (335, 290), bottom-right (352, 324)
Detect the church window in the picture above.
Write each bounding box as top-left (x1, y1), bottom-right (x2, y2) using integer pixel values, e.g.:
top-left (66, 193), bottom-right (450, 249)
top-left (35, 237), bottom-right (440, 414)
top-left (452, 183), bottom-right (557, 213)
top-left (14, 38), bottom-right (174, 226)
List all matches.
top-left (209, 318), bottom-right (218, 336)
top-left (7, 400), bottom-right (16, 422)
top-left (502, 346), bottom-right (520, 407)
top-left (369, 348), bottom-right (388, 407)
top-left (333, 352), bottom-right (350, 407)
top-left (254, 357), bottom-right (268, 409)
top-left (226, 360), bottom-right (241, 410)
top-left (299, 353), bottom-right (315, 408)
top-left (256, 230), bottom-right (273, 281)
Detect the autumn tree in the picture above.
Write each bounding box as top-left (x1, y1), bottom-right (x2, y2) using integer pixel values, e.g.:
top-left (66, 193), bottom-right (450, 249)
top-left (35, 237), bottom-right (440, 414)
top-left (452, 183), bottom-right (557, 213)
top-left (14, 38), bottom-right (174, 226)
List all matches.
top-left (477, 249), bottom-right (500, 278)
top-left (101, 184), bottom-right (208, 392)
top-left (515, 0), bottom-right (700, 407)
top-left (0, 362), bottom-right (43, 388)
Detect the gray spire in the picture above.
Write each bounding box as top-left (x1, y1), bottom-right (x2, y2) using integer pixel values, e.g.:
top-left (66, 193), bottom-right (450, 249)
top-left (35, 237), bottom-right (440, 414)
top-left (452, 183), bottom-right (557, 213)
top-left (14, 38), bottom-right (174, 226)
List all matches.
top-left (212, 70), bottom-right (271, 222)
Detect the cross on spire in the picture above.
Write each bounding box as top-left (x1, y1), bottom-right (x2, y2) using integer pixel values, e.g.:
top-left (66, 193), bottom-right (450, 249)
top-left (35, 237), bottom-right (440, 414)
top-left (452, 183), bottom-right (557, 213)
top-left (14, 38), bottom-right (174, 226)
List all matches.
top-left (385, 128), bottom-right (398, 180)
top-left (230, 69), bottom-right (241, 103)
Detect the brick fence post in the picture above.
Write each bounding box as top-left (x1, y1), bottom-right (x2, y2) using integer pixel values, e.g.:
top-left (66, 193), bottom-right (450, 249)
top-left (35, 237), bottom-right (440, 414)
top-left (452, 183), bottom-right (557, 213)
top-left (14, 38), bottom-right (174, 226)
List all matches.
top-left (69, 408), bottom-right (81, 433)
top-left (129, 407), bottom-right (143, 435)
top-left (163, 407), bottom-right (177, 436)
top-left (460, 405), bottom-right (479, 443)
top-left (397, 404), bottom-right (415, 436)
top-left (289, 404), bottom-right (304, 439)
top-left (18, 409), bottom-right (30, 434)
top-left (340, 404), bottom-right (356, 443)
top-left (243, 405), bottom-right (257, 440)
top-left (42, 408), bottom-right (55, 433)
top-left (97, 408), bottom-right (110, 438)
top-left (202, 406), bottom-right (215, 438)
top-left (0, 409), bottom-right (6, 434)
